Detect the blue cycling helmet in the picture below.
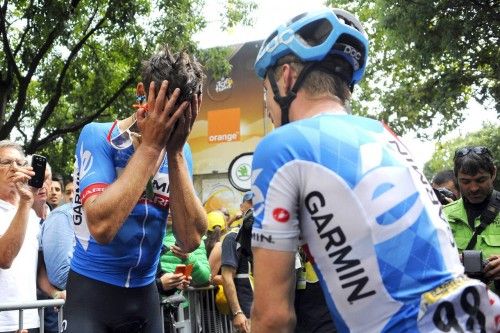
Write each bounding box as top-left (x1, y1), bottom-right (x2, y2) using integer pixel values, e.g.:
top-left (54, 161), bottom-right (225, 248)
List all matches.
top-left (254, 8), bottom-right (369, 86)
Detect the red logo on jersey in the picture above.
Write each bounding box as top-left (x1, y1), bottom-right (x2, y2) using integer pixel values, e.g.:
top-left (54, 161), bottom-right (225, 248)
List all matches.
top-left (273, 208), bottom-right (290, 223)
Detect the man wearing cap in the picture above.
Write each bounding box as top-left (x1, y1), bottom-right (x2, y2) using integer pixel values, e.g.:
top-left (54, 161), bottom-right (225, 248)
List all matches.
top-left (221, 191), bottom-right (254, 333)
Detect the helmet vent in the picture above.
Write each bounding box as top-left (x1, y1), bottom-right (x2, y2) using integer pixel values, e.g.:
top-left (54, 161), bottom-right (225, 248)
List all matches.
top-left (296, 18), bottom-right (333, 47)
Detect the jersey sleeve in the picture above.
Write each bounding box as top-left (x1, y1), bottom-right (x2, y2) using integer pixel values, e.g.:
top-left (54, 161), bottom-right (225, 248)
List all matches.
top-left (75, 123), bottom-right (116, 204)
top-left (183, 143), bottom-right (193, 179)
top-left (251, 130), bottom-right (301, 252)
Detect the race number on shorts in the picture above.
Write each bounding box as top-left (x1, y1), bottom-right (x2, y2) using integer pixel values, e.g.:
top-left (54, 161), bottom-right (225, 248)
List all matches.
top-left (417, 275), bottom-right (500, 332)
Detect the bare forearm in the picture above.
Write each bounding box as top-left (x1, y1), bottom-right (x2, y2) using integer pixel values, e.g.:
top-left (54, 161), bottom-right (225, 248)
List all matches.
top-left (168, 151), bottom-right (207, 252)
top-left (84, 145), bottom-right (162, 243)
top-left (251, 249), bottom-right (296, 332)
top-left (0, 201), bottom-right (32, 268)
top-left (222, 272), bottom-right (241, 314)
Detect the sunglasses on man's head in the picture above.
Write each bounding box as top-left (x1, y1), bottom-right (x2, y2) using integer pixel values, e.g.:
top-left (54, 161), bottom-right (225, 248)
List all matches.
top-left (454, 146), bottom-right (491, 159)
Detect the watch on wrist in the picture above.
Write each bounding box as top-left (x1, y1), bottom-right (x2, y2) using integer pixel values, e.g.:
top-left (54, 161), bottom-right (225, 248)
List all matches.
top-left (155, 278), bottom-right (163, 292)
top-left (233, 310), bottom-right (244, 317)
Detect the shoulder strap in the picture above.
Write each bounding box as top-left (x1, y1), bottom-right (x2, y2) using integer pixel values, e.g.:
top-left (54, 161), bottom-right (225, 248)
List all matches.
top-left (465, 190), bottom-right (500, 250)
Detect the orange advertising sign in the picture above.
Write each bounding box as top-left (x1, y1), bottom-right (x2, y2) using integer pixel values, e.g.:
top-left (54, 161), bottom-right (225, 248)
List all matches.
top-left (207, 108), bottom-right (240, 143)
top-left (188, 40), bottom-right (272, 175)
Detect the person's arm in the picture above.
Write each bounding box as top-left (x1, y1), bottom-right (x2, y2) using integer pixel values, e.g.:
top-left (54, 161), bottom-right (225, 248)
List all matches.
top-left (41, 206), bottom-right (73, 289)
top-left (0, 166), bottom-right (35, 268)
top-left (222, 265), bottom-right (249, 333)
top-left (209, 241), bottom-right (222, 284)
top-left (84, 81), bottom-right (189, 244)
top-left (187, 239), bottom-right (211, 286)
top-left (251, 248), bottom-right (296, 333)
top-left (167, 94), bottom-right (207, 252)
top-left (37, 252), bottom-right (65, 300)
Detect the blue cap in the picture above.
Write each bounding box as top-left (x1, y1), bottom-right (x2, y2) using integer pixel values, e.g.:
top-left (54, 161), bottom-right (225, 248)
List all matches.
top-left (242, 191), bottom-right (255, 202)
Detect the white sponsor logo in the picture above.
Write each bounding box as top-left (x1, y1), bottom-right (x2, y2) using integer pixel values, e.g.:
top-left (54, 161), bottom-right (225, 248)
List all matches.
top-left (257, 28), bottom-right (295, 60)
top-left (209, 132), bottom-right (239, 143)
top-left (79, 145), bottom-right (93, 180)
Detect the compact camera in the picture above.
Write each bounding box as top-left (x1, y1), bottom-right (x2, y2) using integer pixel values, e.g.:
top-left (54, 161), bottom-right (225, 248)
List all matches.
top-left (462, 250), bottom-right (489, 283)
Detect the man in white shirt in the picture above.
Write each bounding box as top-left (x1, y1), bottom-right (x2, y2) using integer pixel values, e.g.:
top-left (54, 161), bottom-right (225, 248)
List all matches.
top-left (0, 140), bottom-right (61, 333)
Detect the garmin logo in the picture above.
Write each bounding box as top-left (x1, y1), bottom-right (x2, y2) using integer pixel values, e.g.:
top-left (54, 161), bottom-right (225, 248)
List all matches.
top-left (208, 132), bottom-right (239, 143)
top-left (305, 190), bottom-right (376, 303)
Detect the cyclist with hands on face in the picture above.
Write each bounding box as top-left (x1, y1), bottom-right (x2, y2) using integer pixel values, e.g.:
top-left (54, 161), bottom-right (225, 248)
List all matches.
top-left (64, 46), bottom-right (207, 333)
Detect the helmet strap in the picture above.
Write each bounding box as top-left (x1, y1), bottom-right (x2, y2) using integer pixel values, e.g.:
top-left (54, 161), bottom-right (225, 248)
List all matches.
top-left (267, 62), bottom-right (316, 126)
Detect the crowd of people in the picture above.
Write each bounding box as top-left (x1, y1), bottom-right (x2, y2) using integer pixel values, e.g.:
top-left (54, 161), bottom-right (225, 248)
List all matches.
top-left (0, 6), bottom-right (499, 333)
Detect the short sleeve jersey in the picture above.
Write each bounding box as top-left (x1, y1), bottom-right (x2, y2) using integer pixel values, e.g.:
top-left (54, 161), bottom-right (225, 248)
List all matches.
top-left (251, 114), bottom-right (467, 332)
top-left (71, 121), bottom-right (193, 288)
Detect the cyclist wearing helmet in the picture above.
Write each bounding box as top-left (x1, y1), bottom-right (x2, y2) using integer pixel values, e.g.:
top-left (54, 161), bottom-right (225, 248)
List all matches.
top-left (250, 8), bottom-right (500, 332)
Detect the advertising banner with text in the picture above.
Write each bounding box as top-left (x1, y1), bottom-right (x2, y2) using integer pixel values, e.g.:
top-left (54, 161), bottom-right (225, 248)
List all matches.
top-left (188, 40), bottom-right (273, 175)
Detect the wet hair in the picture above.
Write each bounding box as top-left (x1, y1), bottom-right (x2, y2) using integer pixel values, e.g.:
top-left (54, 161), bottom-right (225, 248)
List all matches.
top-left (453, 147), bottom-right (496, 177)
top-left (432, 169), bottom-right (458, 190)
top-left (141, 45), bottom-right (205, 105)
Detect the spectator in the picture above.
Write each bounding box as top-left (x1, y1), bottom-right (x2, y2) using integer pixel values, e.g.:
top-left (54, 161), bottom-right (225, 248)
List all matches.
top-left (444, 146), bottom-right (499, 288)
top-left (221, 191), bottom-right (254, 333)
top-left (0, 140), bottom-right (63, 333)
top-left (205, 210), bottom-right (226, 256)
top-left (158, 214), bottom-right (210, 289)
top-left (250, 8), bottom-right (500, 332)
top-left (431, 169), bottom-right (459, 204)
top-left (205, 210), bottom-right (227, 285)
top-left (294, 247), bottom-right (337, 333)
top-left (40, 202), bottom-right (74, 290)
top-left (39, 202), bottom-right (73, 333)
top-left (63, 45), bottom-right (207, 333)
top-left (220, 207), bottom-right (231, 225)
top-left (47, 174), bottom-right (64, 209)
top-left (63, 177), bottom-right (75, 204)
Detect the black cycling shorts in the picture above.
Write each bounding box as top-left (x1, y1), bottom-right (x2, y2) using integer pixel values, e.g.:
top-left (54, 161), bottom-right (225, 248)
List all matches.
top-left (63, 270), bottom-right (162, 333)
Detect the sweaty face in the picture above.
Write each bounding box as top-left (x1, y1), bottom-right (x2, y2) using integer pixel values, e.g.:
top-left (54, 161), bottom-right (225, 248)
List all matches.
top-left (457, 168), bottom-right (496, 204)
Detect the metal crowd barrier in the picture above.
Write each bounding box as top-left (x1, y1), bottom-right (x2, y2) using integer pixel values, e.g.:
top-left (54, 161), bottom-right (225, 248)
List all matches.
top-left (1, 287), bottom-right (233, 333)
top-left (163, 285), bottom-right (235, 333)
top-left (0, 299), bottom-right (65, 333)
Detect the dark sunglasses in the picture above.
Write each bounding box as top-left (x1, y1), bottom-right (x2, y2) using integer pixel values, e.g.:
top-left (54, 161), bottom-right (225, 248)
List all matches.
top-left (454, 146), bottom-right (492, 159)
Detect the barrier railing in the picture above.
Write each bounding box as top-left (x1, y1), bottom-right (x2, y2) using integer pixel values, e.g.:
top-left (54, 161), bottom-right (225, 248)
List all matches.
top-left (0, 299), bottom-right (65, 333)
top-left (2, 287), bottom-right (233, 333)
top-left (162, 286), bottom-right (234, 333)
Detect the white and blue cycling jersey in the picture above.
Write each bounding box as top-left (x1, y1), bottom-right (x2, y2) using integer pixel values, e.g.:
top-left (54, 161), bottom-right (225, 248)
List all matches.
top-left (251, 114), bottom-right (500, 332)
top-left (71, 121), bottom-right (193, 288)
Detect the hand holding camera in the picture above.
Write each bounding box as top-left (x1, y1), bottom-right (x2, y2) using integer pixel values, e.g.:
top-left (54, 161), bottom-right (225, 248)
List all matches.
top-left (462, 250), bottom-right (490, 284)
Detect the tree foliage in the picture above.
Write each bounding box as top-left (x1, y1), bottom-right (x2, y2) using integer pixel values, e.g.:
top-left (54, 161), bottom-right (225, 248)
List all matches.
top-left (0, 0), bottom-right (255, 176)
top-left (328, 0), bottom-right (499, 138)
top-left (423, 123), bottom-right (500, 189)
